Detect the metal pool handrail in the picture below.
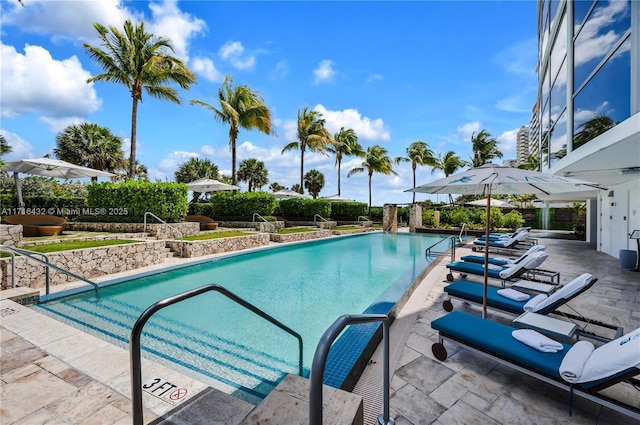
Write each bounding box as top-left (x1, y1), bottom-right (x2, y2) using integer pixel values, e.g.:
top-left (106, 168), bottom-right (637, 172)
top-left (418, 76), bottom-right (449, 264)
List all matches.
top-left (459, 223), bottom-right (468, 242)
top-left (309, 314), bottom-right (394, 425)
top-left (424, 235), bottom-right (457, 264)
top-left (143, 212), bottom-right (184, 256)
top-left (313, 214), bottom-right (328, 224)
top-left (252, 213), bottom-right (275, 232)
top-left (0, 245), bottom-right (98, 295)
top-left (357, 215), bottom-right (370, 225)
top-left (130, 284), bottom-right (304, 425)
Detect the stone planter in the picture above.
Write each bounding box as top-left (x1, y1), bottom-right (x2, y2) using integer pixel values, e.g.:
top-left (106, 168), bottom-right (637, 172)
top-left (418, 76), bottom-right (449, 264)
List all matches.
top-left (269, 229), bottom-right (332, 243)
top-left (166, 233), bottom-right (270, 258)
top-left (332, 228), bottom-right (377, 236)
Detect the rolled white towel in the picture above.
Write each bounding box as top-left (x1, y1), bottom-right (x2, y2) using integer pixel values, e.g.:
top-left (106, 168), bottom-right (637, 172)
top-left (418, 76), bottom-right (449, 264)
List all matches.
top-left (559, 340), bottom-right (595, 383)
top-left (497, 288), bottom-right (531, 302)
top-left (523, 294), bottom-right (548, 312)
top-left (512, 329), bottom-right (564, 352)
top-left (487, 264), bottom-right (504, 270)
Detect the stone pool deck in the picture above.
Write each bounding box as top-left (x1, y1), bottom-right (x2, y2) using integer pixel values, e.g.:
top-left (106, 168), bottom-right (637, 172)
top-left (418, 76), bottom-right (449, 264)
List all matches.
top-left (1, 233), bottom-right (639, 424)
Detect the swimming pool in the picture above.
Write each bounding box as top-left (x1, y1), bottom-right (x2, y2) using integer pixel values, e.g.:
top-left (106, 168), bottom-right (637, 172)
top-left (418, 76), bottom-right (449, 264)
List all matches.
top-left (34, 232), bottom-right (450, 404)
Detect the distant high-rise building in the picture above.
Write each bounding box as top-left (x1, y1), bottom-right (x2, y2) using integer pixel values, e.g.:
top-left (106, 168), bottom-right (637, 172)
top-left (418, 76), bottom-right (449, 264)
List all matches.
top-left (515, 125), bottom-right (530, 165)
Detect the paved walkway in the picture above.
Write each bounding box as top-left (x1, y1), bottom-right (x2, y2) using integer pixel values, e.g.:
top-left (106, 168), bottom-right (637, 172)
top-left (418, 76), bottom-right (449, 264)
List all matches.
top-left (1, 235), bottom-right (639, 424)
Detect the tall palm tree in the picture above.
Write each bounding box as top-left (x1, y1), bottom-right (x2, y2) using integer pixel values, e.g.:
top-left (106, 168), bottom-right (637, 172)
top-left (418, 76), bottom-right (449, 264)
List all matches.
top-left (291, 183), bottom-right (303, 194)
top-left (304, 169), bottom-right (325, 199)
top-left (191, 76), bottom-right (273, 185)
top-left (517, 152), bottom-right (540, 171)
top-left (237, 158), bottom-right (268, 192)
top-left (348, 144), bottom-right (398, 216)
top-left (0, 135), bottom-right (12, 169)
top-left (471, 130), bottom-right (502, 167)
top-left (269, 182), bottom-right (285, 192)
top-left (112, 159), bottom-right (148, 182)
top-left (281, 107), bottom-right (333, 192)
top-left (327, 127), bottom-right (364, 196)
top-left (574, 115), bottom-right (616, 147)
top-left (84, 20), bottom-right (196, 179)
top-left (395, 141), bottom-right (437, 203)
top-left (54, 123), bottom-right (125, 182)
top-left (435, 151), bottom-right (468, 177)
top-left (175, 157), bottom-right (220, 201)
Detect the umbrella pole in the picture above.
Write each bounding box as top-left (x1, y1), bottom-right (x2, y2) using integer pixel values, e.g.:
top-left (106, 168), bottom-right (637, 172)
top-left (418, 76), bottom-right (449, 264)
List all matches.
top-left (483, 187), bottom-right (491, 319)
top-left (13, 172), bottom-right (24, 208)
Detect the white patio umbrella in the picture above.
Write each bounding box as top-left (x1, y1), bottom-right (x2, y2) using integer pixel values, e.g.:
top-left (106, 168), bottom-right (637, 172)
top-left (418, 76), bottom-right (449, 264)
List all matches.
top-left (185, 178), bottom-right (240, 193)
top-left (2, 157), bottom-right (115, 207)
top-left (406, 162), bottom-right (605, 318)
top-left (322, 194), bottom-right (353, 202)
top-left (273, 189), bottom-right (309, 199)
top-left (466, 198), bottom-right (515, 208)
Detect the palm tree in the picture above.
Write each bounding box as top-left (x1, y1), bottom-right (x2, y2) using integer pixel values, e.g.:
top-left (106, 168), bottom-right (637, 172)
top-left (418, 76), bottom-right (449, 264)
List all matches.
top-left (281, 107), bottom-right (333, 191)
top-left (175, 157), bottom-right (220, 201)
top-left (191, 76), bottom-right (273, 185)
top-left (518, 152), bottom-right (540, 171)
top-left (54, 123), bottom-right (125, 182)
top-left (348, 144), bottom-right (398, 216)
top-left (304, 169), bottom-right (325, 199)
top-left (435, 151), bottom-right (468, 177)
top-left (574, 115), bottom-right (616, 147)
top-left (83, 20), bottom-right (196, 179)
top-left (0, 135), bottom-right (12, 169)
top-left (237, 158), bottom-right (268, 192)
top-left (395, 141), bottom-right (437, 203)
top-left (471, 130), bottom-right (502, 167)
top-left (269, 182), bottom-right (285, 192)
top-left (112, 159), bottom-right (148, 182)
top-left (327, 127), bottom-right (364, 196)
top-left (291, 183), bottom-right (303, 194)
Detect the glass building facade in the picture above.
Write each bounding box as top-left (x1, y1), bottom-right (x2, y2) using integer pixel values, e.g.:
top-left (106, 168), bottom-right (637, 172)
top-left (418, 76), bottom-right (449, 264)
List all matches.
top-left (535, 0), bottom-right (634, 168)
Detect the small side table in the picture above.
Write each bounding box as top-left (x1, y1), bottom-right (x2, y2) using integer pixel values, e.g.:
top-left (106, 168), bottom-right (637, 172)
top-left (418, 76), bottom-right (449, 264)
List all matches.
top-left (511, 280), bottom-right (558, 295)
top-left (513, 311), bottom-right (578, 343)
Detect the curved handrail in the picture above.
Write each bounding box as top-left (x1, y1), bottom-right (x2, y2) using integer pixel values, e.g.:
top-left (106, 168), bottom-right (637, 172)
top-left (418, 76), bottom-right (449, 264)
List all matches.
top-left (144, 212), bottom-right (184, 256)
top-left (424, 235), bottom-right (457, 264)
top-left (252, 213), bottom-right (275, 232)
top-left (459, 223), bottom-right (468, 242)
top-left (0, 248), bottom-right (16, 288)
top-left (313, 214), bottom-right (328, 224)
top-left (309, 314), bottom-right (394, 425)
top-left (130, 284), bottom-right (304, 425)
top-left (357, 215), bottom-right (370, 224)
top-left (0, 245), bottom-right (98, 295)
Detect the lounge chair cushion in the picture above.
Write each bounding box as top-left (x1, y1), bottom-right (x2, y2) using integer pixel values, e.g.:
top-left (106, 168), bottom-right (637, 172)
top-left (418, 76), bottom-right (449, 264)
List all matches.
top-left (577, 327), bottom-right (640, 384)
top-left (461, 245), bottom-right (547, 266)
top-left (523, 273), bottom-right (595, 313)
top-left (431, 311), bottom-right (570, 379)
top-left (445, 280), bottom-right (529, 314)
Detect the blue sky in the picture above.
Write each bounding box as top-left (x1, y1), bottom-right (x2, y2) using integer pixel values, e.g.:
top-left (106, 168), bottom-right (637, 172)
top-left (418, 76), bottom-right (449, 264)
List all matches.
top-left (0, 0), bottom-right (538, 204)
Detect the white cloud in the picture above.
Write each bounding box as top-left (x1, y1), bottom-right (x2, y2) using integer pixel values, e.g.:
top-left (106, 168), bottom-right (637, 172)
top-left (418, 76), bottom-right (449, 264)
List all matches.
top-left (313, 59), bottom-right (336, 84)
top-left (366, 74), bottom-right (384, 83)
top-left (497, 128), bottom-right (518, 156)
top-left (39, 116), bottom-right (84, 134)
top-left (457, 121), bottom-right (482, 142)
top-left (0, 129), bottom-right (35, 160)
top-left (191, 57), bottom-right (224, 83)
top-left (270, 60), bottom-right (288, 79)
top-left (156, 151), bottom-right (199, 174)
top-left (314, 105), bottom-right (390, 142)
top-left (148, 0), bottom-right (207, 62)
top-left (219, 41), bottom-right (256, 70)
top-left (0, 42), bottom-right (101, 118)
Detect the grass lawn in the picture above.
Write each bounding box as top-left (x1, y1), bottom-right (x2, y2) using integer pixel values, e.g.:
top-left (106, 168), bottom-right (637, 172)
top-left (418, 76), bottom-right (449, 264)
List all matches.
top-left (276, 227), bottom-right (317, 235)
top-left (183, 231), bottom-right (253, 241)
top-left (1, 239), bottom-right (138, 256)
top-left (334, 225), bottom-right (365, 231)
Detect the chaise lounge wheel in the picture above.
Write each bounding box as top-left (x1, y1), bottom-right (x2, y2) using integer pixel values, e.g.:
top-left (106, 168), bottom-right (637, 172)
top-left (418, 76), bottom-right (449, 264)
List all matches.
top-left (472, 246), bottom-right (478, 252)
top-left (446, 273), bottom-right (454, 282)
top-left (432, 343), bottom-right (447, 361)
top-left (443, 300), bottom-right (453, 312)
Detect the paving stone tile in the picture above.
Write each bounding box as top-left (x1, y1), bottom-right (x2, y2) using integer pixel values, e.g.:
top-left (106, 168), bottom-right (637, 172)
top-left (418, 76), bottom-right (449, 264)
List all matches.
top-left (390, 384), bottom-right (446, 425)
top-left (47, 381), bottom-right (128, 424)
top-left (432, 400), bottom-right (500, 425)
top-left (395, 356), bottom-right (456, 394)
top-left (11, 407), bottom-right (68, 424)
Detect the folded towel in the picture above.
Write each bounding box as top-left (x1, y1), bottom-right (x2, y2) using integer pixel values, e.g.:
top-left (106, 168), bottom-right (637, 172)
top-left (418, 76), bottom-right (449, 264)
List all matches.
top-left (559, 340), bottom-right (595, 383)
top-left (512, 329), bottom-right (564, 352)
top-left (523, 294), bottom-right (547, 312)
top-left (487, 264), bottom-right (503, 270)
top-left (497, 288), bottom-right (531, 302)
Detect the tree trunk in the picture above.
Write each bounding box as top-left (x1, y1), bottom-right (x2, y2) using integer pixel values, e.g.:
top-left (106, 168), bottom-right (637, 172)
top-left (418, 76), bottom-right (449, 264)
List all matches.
top-left (368, 172), bottom-right (372, 218)
top-left (300, 146), bottom-right (305, 193)
top-left (129, 97), bottom-right (138, 179)
top-left (337, 158), bottom-right (341, 196)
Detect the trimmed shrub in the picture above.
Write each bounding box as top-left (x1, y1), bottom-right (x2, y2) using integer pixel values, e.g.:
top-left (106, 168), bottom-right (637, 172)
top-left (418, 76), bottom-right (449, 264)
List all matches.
top-left (502, 210), bottom-right (525, 230)
top-left (209, 191), bottom-right (277, 220)
top-left (480, 208), bottom-right (504, 230)
top-left (188, 202), bottom-right (215, 217)
top-left (329, 202), bottom-right (368, 220)
top-left (448, 208), bottom-right (470, 227)
top-left (278, 198), bottom-right (331, 220)
top-left (422, 209), bottom-right (436, 226)
top-left (86, 180), bottom-right (188, 222)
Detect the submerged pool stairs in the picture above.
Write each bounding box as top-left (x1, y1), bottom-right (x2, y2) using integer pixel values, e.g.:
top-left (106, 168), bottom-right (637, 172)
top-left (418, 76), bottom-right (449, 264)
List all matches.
top-left (35, 297), bottom-right (305, 405)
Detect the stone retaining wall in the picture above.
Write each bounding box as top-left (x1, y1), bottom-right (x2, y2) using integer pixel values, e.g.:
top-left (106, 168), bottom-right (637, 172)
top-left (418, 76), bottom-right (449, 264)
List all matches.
top-left (287, 220), bottom-right (337, 229)
top-left (0, 224), bottom-right (22, 246)
top-left (217, 221), bottom-right (285, 232)
top-left (269, 229), bottom-right (332, 243)
top-left (0, 240), bottom-right (169, 290)
top-left (67, 222), bottom-right (200, 238)
top-left (331, 228), bottom-right (377, 236)
top-left (165, 233), bottom-right (270, 258)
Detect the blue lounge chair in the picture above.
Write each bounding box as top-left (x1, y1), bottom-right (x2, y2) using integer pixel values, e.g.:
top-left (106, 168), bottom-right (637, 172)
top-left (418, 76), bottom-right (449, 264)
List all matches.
top-left (445, 251), bottom-right (549, 283)
top-left (477, 226), bottom-right (531, 240)
top-left (460, 244), bottom-right (546, 266)
top-left (430, 311), bottom-right (640, 420)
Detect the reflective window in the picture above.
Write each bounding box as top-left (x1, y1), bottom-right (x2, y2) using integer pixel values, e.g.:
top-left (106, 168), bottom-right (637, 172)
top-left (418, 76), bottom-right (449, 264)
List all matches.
top-left (549, 110), bottom-right (567, 167)
top-left (574, 0), bottom-right (630, 91)
top-left (573, 37), bottom-right (631, 150)
top-left (551, 61), bottom-right (567, 125)
top-left (550, 1), bottom-right (561, 27)
top-left (550, 15), bottom-right (567, 83)
top-left (542, 67), bottom-right (551, 109)
top-left (574, 0), bottom-right (595, 29)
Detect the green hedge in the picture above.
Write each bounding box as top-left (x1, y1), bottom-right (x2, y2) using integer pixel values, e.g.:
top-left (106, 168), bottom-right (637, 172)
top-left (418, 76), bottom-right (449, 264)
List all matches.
top-left (86, 181), bottom-right (188, 222)
top-left (0, 195), bottom-right (87, 218)
top-left (188, 202), bottom-right (215, 217)
top-left (328, 202), bottom-right (368, 220)
top-left (278, 198), bottom-right (331, 220)
top-left (209, 191), bottom-right (277, 220)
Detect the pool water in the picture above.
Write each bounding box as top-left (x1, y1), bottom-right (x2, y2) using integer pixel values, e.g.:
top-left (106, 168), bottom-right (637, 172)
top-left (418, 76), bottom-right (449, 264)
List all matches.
top-left (34, 232), bottom-right (449, 403)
